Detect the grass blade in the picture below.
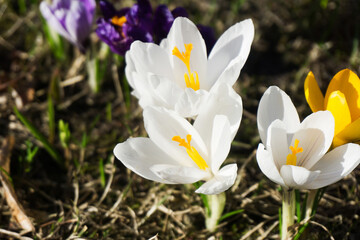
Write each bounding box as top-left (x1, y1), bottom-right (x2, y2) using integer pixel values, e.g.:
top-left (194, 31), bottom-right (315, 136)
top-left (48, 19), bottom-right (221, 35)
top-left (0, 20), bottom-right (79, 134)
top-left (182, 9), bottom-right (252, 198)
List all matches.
top-left (13, 106), bottom-right (64, 168)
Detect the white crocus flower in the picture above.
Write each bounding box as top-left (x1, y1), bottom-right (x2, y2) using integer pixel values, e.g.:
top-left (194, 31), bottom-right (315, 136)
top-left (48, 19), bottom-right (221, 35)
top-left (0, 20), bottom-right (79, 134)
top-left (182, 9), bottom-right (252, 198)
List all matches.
top-left (114, 84), bottom-right (242, 195)
top-left (257, 86), bottom-right (360, 190)
top-left (125, 17), bottom-right (254, 117)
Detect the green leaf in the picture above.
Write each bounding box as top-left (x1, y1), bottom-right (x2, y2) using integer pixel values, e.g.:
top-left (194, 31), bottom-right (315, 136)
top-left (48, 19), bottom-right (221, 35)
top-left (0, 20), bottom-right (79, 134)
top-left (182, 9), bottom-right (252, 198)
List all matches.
top-left (48, 97), bottom-right (55, 143)
top-left (13, 106), bottom-right (64, 168)
top-left (219, 209), bottom-right (244, 222)
top-left (99, 158), bottom-right (106, 188)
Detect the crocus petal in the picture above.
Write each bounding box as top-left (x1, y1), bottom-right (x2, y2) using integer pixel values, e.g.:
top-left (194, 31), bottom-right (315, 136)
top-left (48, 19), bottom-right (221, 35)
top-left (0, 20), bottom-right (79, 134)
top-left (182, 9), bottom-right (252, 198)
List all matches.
top-left (256, 143), bottom-right (285, 187)
top-left (153, 5), bottom-right (174, 41)
top-left (194, 83), bottom-right (242, 141)
top-left (195, 164), bottom-right (237, 195)
top-left (143, 107), bottom-right (208, 167)
top-left (267, 120), bottom-right (290, 168)
top-left (174, 89), bottom-right (209, 117)
top-left (65, 1), bottom-right (91, 49)
top-left (99, 0), bottom-right (117, 19)
top-left (40, 2), bottom-right (72, 42)
top-left (280, 165), bottom-right (320, 190)
top-left (325, 69), bottom-right (360, 120)
top-left (148, 75), bottom-right (183, 108)
top-left (334, 117), bottom-right (360, 147)
top-left (209, 116), bottom-right (232, 173)
top-left (295, 111), bottom-right (334, 169)
top-left (326, 91), bottom-right (351, 136)
top-left (82, 0), bottom-right (96, 24)
top-left (304, 71), bottom-right (324, 112)
top-left (151, 164), bottom-right (210, 184)
top-left (207, 19), bottom-right (254, 89)
top-left (126, 41), bottom-right (174, 81)
top-left (306, 143), bottom-right (360, 189)
top-left (257, 86), bottom-right (300, 145)
top-left (114, 138), bottom-right (173, 183)
top-left (166, 17), bottom-right (207, 90)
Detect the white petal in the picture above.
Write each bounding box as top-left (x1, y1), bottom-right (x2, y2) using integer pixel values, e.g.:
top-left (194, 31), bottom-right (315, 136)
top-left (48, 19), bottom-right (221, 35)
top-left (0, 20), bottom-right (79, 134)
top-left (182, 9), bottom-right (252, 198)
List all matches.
top-left (280, 165), bottom-right (320, 190)
top-left (194, 83), bottom-right (243, 141)
top-left (148, 74), bottom-right (183, 108)
top-left (113, 138), bottom-right (173, 183)
top-left (295, 111), bottom-right (334, 169)
top-left (209, 115), bottom-right (232, 173)
top-left (267, 120), bottom-right (290, 168)
top-left (256, 143), bottom-right (285, 187)
top-left (127, 41), bottom-right (174, 81)
top-left (166, 17), bottom-right (207, 90)
top-left (257, 86), bottom-right (300, 145)
top-left (151, 164), bottom-right (211, 184)
top-left (174, 88), bottom-right (209, 117)
top-left (143, 107), bottom-right (208, 167)
top-left (306, 143), bottom-right (360, 189)
top-left (129, 72), bottom-right (161, 108)
top-left (195, 164), bottom-right (237, 195)
top-left (207, 19), bottom-right (254, 88)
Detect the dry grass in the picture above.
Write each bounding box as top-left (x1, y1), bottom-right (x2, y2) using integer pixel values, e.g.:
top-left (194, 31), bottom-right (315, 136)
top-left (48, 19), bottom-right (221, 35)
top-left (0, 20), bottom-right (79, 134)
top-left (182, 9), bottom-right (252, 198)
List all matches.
top-left (1, 0), bottom-right (360, 239)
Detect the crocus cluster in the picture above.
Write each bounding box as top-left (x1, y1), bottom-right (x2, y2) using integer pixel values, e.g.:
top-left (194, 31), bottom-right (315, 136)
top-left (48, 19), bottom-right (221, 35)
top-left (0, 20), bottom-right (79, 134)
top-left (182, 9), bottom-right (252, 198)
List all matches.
top-left (257, 86), bottom-right (360, 190)
top-left (96, 0), bottom-right (216, 55)
top-left (40, 0), bottom-right (96, 52)
top-left (257, 85), bottom-right (360, 239)
top-left (114, 17), bottom-right (255, 194)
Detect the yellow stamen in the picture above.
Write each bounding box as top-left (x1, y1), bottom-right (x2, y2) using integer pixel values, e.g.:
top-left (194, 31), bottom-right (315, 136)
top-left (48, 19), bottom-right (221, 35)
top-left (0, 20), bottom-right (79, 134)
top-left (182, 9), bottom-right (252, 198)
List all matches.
top-left (111, 16), bottom-right (127, 27)
top-left (172, 44), bottom-right (200, 91)
top-left (286, 139), bottom-right (303, 166)
top-left (172, 134), bottom-right (208, 170)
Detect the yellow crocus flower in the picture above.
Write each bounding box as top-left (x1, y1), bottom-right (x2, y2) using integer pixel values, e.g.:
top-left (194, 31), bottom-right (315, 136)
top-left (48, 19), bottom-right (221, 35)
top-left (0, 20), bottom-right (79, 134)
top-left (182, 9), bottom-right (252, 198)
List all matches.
top-left (304, 69), bottom-right (360, 147)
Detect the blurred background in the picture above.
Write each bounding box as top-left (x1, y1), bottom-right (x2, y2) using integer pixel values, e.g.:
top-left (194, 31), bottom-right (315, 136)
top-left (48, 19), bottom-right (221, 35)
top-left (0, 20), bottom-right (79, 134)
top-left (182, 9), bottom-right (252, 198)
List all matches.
top-left (0, 0), bottom-right (360, 239)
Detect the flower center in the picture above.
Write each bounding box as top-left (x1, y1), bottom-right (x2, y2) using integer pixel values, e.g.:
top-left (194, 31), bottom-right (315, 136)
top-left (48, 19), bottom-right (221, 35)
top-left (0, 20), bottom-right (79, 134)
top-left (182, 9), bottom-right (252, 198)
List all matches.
top-left (172, 44), bottom-right (200, 91)
top-left (172, 134), bottom-right (208, 170)
top-left (111, 16), bottom-right (127, 27)
top-left (286, 139), bottom-right (303, 166)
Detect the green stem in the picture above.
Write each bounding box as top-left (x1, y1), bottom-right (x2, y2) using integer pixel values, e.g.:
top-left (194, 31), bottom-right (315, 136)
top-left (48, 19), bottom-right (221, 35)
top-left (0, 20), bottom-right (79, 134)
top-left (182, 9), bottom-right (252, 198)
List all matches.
top-left (282, 189), bottom-right (295, 240)
top-left (205, 192), bottom-right (226, 232)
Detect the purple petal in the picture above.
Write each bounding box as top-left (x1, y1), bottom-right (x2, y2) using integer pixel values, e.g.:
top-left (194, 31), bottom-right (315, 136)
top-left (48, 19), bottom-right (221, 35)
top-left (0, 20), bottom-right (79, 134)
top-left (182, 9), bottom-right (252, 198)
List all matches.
top-left (40, 1), bottom-right (72, 42)
top-left (171, 7), bottom-right (188, 18)
top-left (99, 0), bottom-right (117, 19)
top-left (198, 24), bottom-right (217, 55)
top-left (96, 18), bottom-right (122, 46)
top-left (82, 0), bottom-right (96, 24)
top-left (153, 5), bottom-right (174, 41)
top-left (65, 1), bottom-right (93, 48)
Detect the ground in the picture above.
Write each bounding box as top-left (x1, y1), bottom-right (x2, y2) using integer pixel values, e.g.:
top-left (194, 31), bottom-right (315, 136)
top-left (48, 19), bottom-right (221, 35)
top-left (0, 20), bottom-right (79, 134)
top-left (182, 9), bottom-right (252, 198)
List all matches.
top-left (0, 0), bottom-right (360, 239)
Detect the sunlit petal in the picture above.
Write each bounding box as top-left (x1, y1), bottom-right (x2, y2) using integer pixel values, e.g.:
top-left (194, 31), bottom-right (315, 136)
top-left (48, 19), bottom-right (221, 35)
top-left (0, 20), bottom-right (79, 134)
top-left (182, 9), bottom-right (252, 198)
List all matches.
top-left (326, 91), bottom-right (351, 136)
top-left (304, 71), bottom-right (324, 112)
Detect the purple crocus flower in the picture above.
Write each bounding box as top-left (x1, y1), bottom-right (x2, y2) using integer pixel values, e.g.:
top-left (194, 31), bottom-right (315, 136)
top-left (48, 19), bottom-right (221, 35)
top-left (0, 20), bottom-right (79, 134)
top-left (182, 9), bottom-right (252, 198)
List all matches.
top-left (153, 6), bottom-right (216, 53)
top-left (96, 0), bottom-right (153, 55)
top-left (40, 0), bottom-right (96, 52)
top-left (153, 5), bottom-right (188, 42)
top-left (96, 0), bottom-right (217, 56)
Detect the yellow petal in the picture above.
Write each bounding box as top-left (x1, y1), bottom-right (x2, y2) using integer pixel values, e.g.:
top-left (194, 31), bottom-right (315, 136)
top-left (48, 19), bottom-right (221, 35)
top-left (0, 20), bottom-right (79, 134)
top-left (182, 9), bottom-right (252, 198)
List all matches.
top-left (325, 69), bottom-right (360, 120)
top-left (333, 117), bottom-right (360, 147)
top-left (326, 91), bottom-right (352, 136)
top-left (304, 71), bottom-right (324, 112)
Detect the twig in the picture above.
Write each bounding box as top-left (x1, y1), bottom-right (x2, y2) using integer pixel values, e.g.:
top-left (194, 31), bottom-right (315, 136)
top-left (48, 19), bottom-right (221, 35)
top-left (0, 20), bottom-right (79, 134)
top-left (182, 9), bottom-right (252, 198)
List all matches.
top-left (309, 221), bottom-right (335, 240)
top-left (0, 228), bottom-right (32, 240)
